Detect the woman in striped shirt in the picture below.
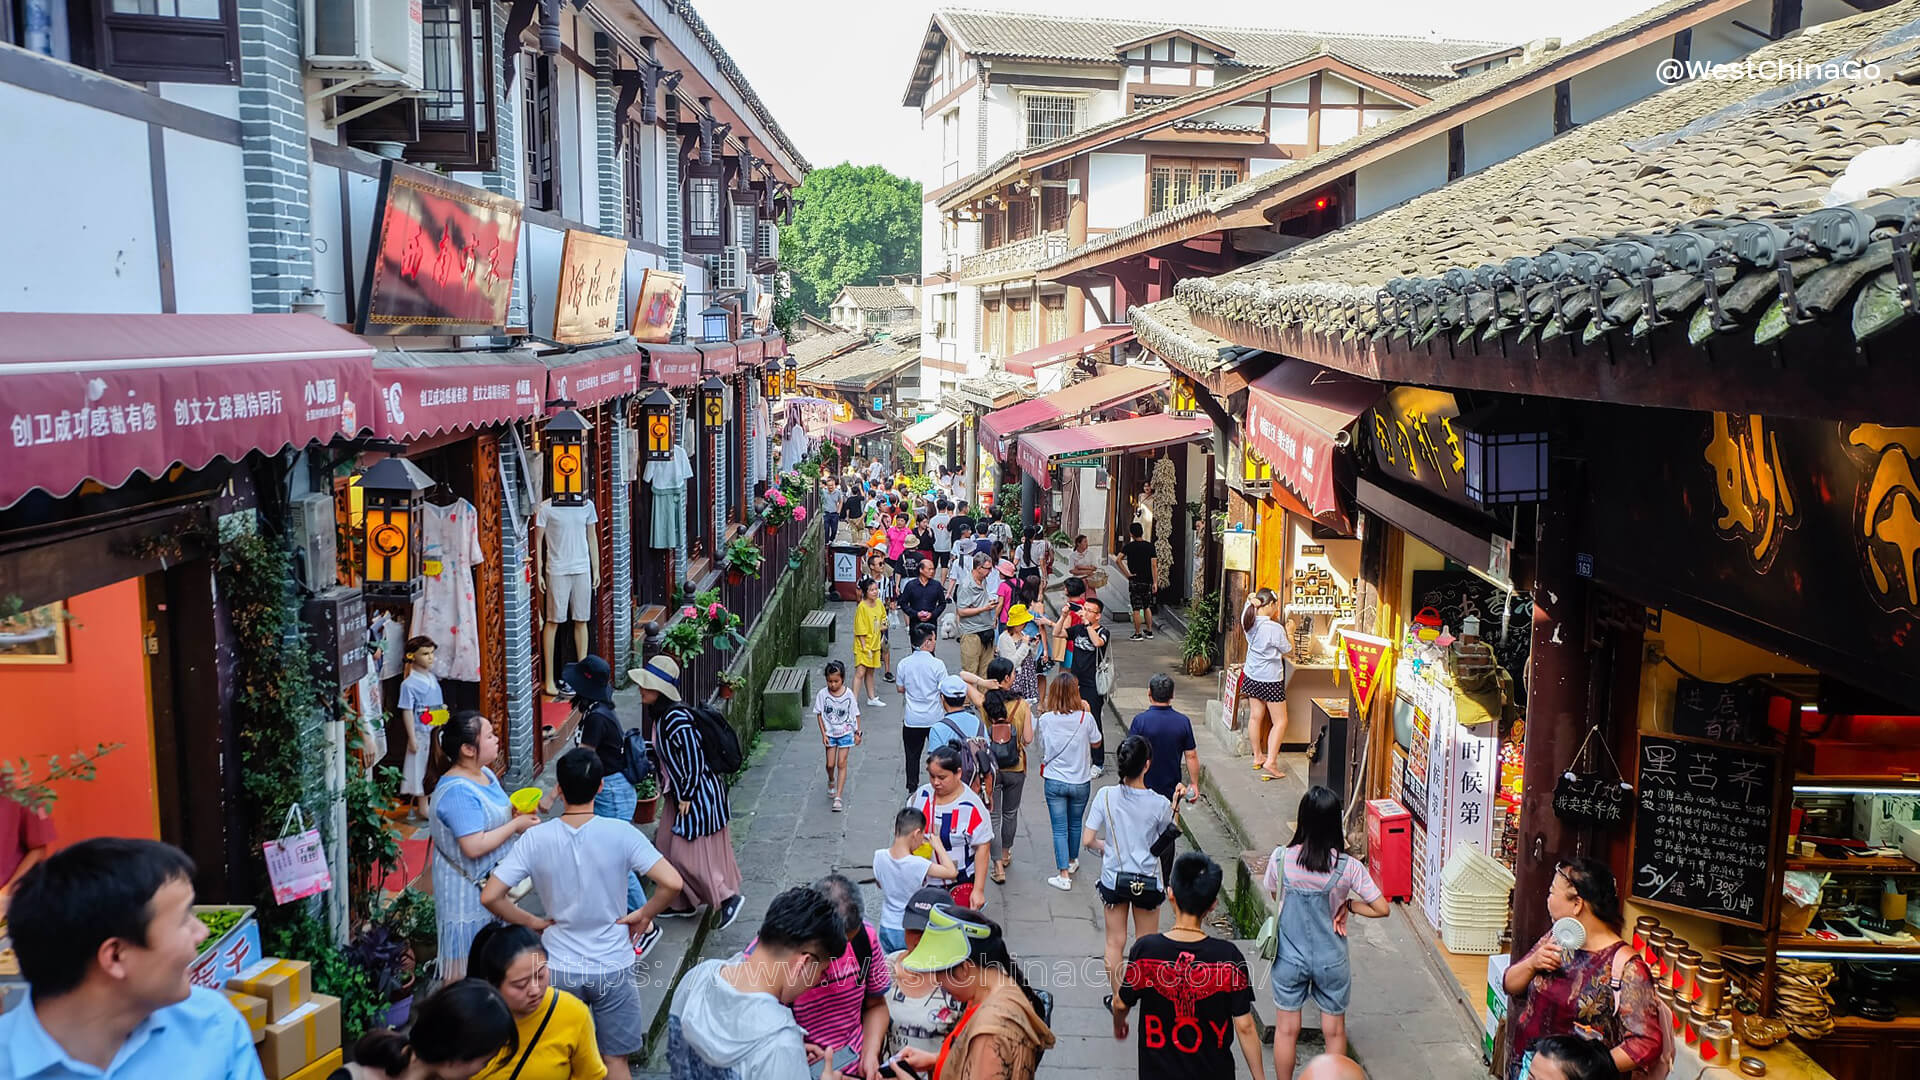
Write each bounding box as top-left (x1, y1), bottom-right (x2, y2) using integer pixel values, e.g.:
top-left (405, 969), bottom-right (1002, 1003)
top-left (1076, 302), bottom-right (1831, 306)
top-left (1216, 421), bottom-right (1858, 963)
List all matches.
top-left (634, 655), bottom-right (745, 932)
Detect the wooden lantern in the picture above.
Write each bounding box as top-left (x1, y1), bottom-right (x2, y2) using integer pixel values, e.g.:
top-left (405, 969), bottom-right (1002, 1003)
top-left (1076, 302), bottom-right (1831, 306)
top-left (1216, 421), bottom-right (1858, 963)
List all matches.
top-left (545, 406), bottom-right (591, 506)
top-left (361, 453), bottom-right (431, 599)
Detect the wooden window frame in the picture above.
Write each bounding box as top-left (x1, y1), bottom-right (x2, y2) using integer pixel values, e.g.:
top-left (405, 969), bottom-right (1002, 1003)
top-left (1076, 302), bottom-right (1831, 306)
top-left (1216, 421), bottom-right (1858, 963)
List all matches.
top-left (342, 0), bottom-right (497, 169)
top-left (1147, 155), bottom-right (1243, 214)
top-left (1041, 186), bottom-right (1068, 232)
top-left (1006, 197), bottom-right (1033, 243)
top-left (69, 0), bottom-right (241, 85)
top-left (624, 118), bottom-right (648, 240)
top-left (1021, 92), bottom-right (1082, 147)
top-left (521, 52), bottom-right (560, 212)
top-left (983, 210), bottom-right (1003, 251)
top-left (982, 297), bottom-right (1003, 357)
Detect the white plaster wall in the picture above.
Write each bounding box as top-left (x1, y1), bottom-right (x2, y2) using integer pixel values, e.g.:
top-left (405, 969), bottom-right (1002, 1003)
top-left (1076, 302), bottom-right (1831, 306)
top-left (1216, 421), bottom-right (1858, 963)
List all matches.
top-left (157, 83), bottom-right (242, 121)
top-left (1273, 79), bottom-right (1310, 103)
top-left (524, 222), bottom-right (566, 339)
top-left (556, 62), bottom-right (586, 224)
top-left (982, 85), bottom-right (1023, 162)
top-left (1321, 76), bottom-right (1361, 105)
top-left (1320, 109), bottom-right (1360, 146)
top-left (1570, 39), bottom-right (1669, 125)
top-left (0, 83), bottom-right (161, 312)
top-left (1354, 131), bottom-right (1450, 218)
top-left (1270, 110), bottom-right (1309, 145)
top-left (1204, 104), bottom-right (1266, 127)
top-left (1464, 87), bottom-right (1553, 174)
top-left (1249, 159), bottom-right (1288, 178)
top-left (165, 129), bottom-right (251, 314)
top-left (1088, 152), bottom-right (1146, 229)
top-left (309, 164), bottom-right (350, 325)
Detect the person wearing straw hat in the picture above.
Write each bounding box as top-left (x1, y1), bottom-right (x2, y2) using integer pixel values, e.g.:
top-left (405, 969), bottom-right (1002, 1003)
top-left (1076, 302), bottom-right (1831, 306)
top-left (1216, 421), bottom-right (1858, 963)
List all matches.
top-left (632, 656), bottom-right (745, 931)
top-left (893, 906), bottom-right (1054, 1080)
top-left (566, 654), bottom-right (646, 913)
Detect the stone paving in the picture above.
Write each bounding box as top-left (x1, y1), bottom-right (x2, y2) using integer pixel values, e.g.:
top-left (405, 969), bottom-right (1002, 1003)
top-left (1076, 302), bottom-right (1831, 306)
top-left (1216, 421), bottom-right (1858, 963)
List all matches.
top-left (626, 558), bottom-right (1484, 1078)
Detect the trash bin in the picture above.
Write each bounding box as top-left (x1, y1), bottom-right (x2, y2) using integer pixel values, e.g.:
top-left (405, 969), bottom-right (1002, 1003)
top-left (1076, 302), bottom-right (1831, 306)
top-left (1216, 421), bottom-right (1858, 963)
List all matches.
top-left (830, 544), bottom-right (865, 601)
top-left (1366, 799), bottom-right (1412, 902)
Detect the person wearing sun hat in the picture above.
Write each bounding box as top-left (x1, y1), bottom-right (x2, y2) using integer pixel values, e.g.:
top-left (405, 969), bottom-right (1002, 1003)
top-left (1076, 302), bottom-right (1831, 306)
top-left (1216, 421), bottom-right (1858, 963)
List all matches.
top-left (894, 906), bottom-right (1054, 1080)
top-left (631, 655), bottom-right (745, 930)
top-left (882, 886), bottom-right (965, 1057)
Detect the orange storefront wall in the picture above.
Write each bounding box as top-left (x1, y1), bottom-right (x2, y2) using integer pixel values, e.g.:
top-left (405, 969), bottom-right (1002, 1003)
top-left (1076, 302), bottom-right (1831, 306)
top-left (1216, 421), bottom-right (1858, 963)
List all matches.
top-left (0, 578), bottom-right (158, 845)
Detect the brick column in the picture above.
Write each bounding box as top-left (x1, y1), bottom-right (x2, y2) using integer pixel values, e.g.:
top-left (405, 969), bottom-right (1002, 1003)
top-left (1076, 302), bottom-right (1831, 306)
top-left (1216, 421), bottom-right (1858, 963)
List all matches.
top-left (237, 0), bottom-right (313, 313)
top-left (484, 1), bottom-right (527, 329)
top-left (594, 33), bottom-right (623, 245)
top-left (610, 410), bottom-right (633, 676)
top-left (498, 435), bottom-right (536, 783)
top-left (664, 95), bottom-right (685, 342)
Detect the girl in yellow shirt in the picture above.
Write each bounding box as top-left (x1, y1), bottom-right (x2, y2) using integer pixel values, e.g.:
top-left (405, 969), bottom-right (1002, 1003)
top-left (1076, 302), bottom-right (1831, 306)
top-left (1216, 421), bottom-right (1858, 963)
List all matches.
top-left (853, 577), bottom-right (888, 706)
top-left (469, 925), bottom-right (607, 1080)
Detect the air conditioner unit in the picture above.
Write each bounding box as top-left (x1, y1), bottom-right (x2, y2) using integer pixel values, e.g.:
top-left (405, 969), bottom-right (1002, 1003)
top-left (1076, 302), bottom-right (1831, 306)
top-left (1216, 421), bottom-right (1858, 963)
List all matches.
top-left (289, 493), bottom-right (339, 592)
top-left (305, 0), bottom-right (424, 88)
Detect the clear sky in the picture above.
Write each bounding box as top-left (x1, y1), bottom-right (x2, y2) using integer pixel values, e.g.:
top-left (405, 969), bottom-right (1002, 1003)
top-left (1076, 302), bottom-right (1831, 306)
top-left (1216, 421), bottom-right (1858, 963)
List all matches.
top-left (692, 0), bottom-right (1662, 181)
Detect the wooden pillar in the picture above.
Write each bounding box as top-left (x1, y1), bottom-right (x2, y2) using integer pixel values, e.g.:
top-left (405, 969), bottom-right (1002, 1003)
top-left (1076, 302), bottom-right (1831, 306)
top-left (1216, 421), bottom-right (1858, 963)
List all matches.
top-left (1068, 156), bottom-right (1090, 336)
top-left (1513, 466), bottom-right (1592, 955)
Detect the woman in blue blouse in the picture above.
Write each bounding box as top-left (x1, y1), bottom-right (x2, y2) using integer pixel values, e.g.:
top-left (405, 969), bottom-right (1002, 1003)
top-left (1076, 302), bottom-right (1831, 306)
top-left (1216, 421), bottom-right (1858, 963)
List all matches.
top-left (429, 711), bottom-right (536, 981)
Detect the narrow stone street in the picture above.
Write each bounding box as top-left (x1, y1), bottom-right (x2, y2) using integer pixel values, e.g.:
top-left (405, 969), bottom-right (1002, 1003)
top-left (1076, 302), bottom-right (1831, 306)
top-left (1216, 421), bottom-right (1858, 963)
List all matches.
top-left (633, 571), bottom-right (1484, 1078)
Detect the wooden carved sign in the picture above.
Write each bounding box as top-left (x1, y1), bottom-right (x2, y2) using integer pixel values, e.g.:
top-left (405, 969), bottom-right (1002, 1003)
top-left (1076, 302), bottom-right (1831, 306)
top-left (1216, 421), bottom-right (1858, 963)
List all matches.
top-left (553, 230), bottom-right (629, 344)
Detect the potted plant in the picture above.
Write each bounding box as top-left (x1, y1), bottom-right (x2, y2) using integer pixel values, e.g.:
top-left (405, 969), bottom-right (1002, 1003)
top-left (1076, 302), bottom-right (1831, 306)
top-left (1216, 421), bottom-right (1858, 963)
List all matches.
top-left (694, 590), bottom-right (745, 652)
top-left (1183, 590), bottom-right (1223, 677)
top-left (717, 669), bottom-right (748, 700)
top-left (344, 922), bottom-right (414, 1027)
top-left (724, 536), bottom-right (764, 585)
top-left (789, 536), bottom-right (814, 572)
top-left (376, 887), bottom-right (437, 972)
top-left (634, 774), bottom-right (660, 825)
top-left (662, 610), bottom-right (707, 664)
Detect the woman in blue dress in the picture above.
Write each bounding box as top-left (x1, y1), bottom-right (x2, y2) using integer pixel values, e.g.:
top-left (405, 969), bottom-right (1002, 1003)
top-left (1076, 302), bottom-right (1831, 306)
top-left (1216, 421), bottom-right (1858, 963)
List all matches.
top-left (429, 710), bottom-right (536, 981)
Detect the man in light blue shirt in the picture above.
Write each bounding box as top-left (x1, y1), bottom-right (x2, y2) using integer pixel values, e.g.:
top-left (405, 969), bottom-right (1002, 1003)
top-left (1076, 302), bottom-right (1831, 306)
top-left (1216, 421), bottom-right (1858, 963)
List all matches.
top-left (895, 623), bottom-right (950, 794)
top-left (0, 837), bottom-right (262, 1080)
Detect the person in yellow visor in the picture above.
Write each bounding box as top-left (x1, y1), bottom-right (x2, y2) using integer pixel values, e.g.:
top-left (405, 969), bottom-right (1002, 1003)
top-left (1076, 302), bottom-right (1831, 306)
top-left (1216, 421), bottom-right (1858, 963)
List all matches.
top-left (891, 906), bottom-right (1054, 1080)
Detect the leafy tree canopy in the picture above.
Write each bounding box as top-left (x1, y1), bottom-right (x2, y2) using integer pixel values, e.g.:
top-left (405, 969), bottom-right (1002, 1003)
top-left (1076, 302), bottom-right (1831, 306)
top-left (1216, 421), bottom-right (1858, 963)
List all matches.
top-left (780, 163), bottom-right (921, 316)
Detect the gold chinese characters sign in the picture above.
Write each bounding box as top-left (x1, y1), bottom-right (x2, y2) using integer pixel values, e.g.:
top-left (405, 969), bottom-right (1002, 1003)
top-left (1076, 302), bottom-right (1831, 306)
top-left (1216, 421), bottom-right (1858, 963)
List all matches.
top-left (553, 230), bottom-right (629, 344)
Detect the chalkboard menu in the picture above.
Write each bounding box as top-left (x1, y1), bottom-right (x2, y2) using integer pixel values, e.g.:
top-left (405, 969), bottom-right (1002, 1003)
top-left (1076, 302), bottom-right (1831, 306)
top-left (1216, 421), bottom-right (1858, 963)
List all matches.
top-left (1672, 678), bottom-right (1766, 744)
top-left (1629, 733), bottom-right (1779, 928)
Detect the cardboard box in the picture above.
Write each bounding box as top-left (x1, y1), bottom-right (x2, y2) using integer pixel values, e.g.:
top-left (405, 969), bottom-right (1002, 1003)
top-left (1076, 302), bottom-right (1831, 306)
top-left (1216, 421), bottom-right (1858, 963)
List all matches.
top-left (256, 992), bottom-right (340, 1080)
top-left (285, 1047), bottom-right (343, 1080)
top-left (222, 989), bottom-right (269, 1043)
top-left (1853, 794), bottom-right (1920, 847)
top-left (227, 957), bottom-right (311, 1023)
top-left (1895, 821), bottom-right (1920, 866)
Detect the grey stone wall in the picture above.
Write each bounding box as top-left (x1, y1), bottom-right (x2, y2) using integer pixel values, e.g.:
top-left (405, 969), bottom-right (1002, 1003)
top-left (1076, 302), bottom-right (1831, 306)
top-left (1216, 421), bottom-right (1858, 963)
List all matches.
top-left (499, 434), bottom-right (536, 783)
top-left (238, 0), bottom-right (314, 313)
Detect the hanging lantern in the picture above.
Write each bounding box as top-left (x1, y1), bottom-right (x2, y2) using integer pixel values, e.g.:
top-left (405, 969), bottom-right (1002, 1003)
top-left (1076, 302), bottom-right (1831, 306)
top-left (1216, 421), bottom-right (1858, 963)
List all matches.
top-left (361, 453), bottom-right (431, 599)
top-left (641, 387), bottom-right (676, 462)
top-left (1460, 405), bottom-right (1549, 506)
top-left (700, 376), bottom-right (727, 430)
top-left (761, 362), bottom-right (781, 401)
top-left (1169, 373), bottom-right (1199, 419)
top-left (1242, 441), bottom-right (1272, 495)
top-left (545, 405), bottom-right (591, 506)
top-left (781, 356), bottom-right (797, 394)
top-left (700, 302), bottom-right (730, 343)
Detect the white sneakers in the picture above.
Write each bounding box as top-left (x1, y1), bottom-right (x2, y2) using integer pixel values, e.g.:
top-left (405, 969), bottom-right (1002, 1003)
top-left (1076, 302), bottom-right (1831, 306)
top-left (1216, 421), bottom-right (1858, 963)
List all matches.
top-left (1046, 875), bottom-right (1073, 892)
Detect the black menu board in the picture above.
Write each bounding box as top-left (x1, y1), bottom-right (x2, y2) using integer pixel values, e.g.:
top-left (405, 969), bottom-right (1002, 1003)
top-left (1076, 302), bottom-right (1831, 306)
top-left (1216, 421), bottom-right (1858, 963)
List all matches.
top-left (1629, 733), bottom-right (1779, 928)
top-left (1672, 678), bottom-right (1767, 744)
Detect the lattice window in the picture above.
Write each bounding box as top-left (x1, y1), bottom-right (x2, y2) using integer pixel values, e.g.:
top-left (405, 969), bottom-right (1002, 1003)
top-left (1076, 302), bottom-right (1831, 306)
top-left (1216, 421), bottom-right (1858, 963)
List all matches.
top-left (983, 298), bottom-right (1002, 357)
top-left (686, 173), bottom-right (723, 247)
top-left (1009, 297), bottom-right (1034, 354)
top-left (1007, 198), bottom-right (1032, 242)
top-left (757, 222), bottom-right (777, 260)
top-left (521, 54), bottom-right (560, 211)
top-left (624, 123), bottom-right (648, 238)
top-left (983, 212), bottom-right (1003, 250)
top-left (717, 247), bottom-right (741, 290)
top-left (1041, 293), bottom-right (1066, 344)
top-left (1023, 94), bottom-right (1082, 147)
top-left (1041, 187), bottom-right (1068, 232)
top-left (1148, 157), bottom-right (1242, 212)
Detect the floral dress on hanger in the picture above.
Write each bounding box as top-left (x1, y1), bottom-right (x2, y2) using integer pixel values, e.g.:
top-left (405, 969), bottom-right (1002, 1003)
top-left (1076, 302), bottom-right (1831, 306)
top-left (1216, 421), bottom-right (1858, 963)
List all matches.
top-left (410, 499), bottom-right (483, 682)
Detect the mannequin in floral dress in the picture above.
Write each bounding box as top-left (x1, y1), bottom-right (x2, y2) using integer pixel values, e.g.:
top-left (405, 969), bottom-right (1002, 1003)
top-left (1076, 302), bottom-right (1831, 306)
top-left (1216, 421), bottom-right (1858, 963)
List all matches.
top-left (410, 496), bottom-right (484, 683)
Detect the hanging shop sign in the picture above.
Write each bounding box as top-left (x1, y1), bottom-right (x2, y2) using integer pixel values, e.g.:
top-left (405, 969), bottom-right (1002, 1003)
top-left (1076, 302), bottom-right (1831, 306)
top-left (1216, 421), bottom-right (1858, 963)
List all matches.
top-left (1222, 526), bottom-right (1255, 572)
top-left (1169, 373), bottom-right (1199, 419)
top-left (1339, 630), bottom-right (1392, 715)
top-left (357, 161), bottom-right (522, 335)
top-left (553, 230), bottom-right (629, 344)
top-left (1583, 410), bottom-right (1920, 708)
top-left (755, 290), bottom-right (775, 326)
top-left (631, 269), bottom-right (686, 344)
top-left (645, 344), bottom-right (702, 388)
top-left (1367, 387), bottom-right (1476, 513)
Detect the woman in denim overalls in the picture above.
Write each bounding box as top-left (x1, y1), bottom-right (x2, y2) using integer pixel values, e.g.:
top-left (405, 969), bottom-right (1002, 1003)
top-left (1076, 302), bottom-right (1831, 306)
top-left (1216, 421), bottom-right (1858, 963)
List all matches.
top-left (1263, 786), bottom-right (1391, 1078)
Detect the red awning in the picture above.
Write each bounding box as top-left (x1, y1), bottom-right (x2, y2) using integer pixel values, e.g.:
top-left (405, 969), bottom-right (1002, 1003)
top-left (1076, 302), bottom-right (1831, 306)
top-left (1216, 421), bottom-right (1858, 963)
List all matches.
top-left (736, 337), bottom-right (766, 366)
top-left (371, 349), bottom-right (544, 441)
top-left (0, 312), bottom-right (373, 508)
top-left (1016, 414), bottom-right (1212, 488)
top-left (980, 365), bottom-right (1165, 461)
top-left (1003, 324), bottom-right (1134, 378)
top-left (827, 418), bottom-right (884, 445)
top-left (697, 342), bottom-right (738, 377)
top-left (643, 344), bottom-right (702, 387)
top-left (1244, 361), bottom-right (1380, 519)
top-left (764, 333), bottom-right (787, 358)
top-left (545, 342), bottom-right (641, 408)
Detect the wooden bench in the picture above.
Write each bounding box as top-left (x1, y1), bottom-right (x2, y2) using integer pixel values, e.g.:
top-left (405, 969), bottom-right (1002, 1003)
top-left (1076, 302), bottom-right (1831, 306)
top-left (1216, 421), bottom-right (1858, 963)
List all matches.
top-left (763, 666), bottom-right (810, 731)
top-left (799, 609), bottom-right (836, 656)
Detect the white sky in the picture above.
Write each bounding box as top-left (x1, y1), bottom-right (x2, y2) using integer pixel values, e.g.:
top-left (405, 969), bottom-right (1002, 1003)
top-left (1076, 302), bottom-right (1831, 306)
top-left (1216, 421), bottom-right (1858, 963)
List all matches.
top-left (693, 0), bottom-right (1663, 179)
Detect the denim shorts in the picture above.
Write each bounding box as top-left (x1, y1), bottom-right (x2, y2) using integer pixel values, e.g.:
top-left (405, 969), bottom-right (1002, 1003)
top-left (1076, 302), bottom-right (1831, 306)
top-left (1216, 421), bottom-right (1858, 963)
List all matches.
top-left (1270, 954), bottom-right (1352, 1015)
top-left (826, 732), bottom-right (856, 748)
top-left (879, 924), bottom-right (907, 954)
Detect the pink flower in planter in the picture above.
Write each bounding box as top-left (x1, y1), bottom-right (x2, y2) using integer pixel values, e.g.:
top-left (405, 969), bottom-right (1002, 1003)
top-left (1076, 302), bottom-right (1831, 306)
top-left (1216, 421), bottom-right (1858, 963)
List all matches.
top-left (707, 602), bottom-right (724, 619)
top-left (794, 506), bottom-right (808, 522)
top-left (682, 605), bottom-right (697, 618)
top-left (770, 489), bottom-right (788, 506)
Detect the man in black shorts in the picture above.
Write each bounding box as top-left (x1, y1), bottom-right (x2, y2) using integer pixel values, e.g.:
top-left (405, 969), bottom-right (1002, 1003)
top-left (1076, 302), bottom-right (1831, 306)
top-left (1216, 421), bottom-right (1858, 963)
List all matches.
top-left (1118, 522), bottom-right (1158, 641)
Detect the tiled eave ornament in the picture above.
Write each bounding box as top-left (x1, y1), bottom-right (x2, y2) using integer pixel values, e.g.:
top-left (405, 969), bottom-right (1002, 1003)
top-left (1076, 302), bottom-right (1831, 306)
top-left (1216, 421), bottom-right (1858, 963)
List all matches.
top-left (1174, 9), bottom-right (1920, 358)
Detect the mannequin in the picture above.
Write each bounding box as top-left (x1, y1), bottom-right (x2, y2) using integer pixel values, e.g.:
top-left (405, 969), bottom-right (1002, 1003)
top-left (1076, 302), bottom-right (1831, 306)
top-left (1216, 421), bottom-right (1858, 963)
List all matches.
top-left (534, 496), bottom-right (600, 698)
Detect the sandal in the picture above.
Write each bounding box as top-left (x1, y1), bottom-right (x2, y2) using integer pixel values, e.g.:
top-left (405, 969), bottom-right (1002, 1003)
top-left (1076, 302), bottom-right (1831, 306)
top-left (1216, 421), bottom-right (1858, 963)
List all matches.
top-left (990, 863), bottom-right (1006, 884)
top-left (831, 797), bottom-right (843, 812)
top-left (1260, 769), bottom-right (1288, 782)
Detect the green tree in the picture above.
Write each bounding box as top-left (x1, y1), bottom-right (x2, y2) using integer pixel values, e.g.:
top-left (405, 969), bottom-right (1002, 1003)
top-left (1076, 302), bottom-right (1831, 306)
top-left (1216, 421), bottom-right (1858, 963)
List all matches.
top-left (780, 164), bottom-right (921, 316)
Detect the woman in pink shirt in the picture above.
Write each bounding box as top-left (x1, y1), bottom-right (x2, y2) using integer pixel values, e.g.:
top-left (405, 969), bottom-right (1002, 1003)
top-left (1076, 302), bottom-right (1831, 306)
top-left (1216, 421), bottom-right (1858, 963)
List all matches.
top-left (886, 513), bottom-right (913, 571)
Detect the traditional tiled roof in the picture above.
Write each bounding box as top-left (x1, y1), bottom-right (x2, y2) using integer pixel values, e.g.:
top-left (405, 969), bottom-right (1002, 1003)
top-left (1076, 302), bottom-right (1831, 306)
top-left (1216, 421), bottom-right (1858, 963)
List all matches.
top-left (935, 9), bottom-right (1504, 78)
top-left (833, 286), bottom-right (917, 313)
top-left (1172, 4), bottom-right (1920, 351)
top-left (798, 334), bottom-right (923, 390)
top-left (1169, 119), bottom-right (1265, 135)
top-left (787, 330), bottom-right (865, 367)
top-left (1041, 0), bottom-right (1756, 277)
top-left (1129, 295), bottom-right (1255, 375)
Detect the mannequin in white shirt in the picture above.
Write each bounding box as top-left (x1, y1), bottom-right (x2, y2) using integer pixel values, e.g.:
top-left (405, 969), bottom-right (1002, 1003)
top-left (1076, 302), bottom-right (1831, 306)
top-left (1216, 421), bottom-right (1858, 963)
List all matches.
top-left (534, 497), bottom-right (601, 698)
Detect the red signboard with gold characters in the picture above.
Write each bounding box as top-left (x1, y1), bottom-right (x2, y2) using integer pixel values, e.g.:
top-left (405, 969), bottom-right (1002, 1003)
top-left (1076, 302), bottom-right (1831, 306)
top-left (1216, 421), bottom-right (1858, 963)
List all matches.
top-left (357, 161), bottom-right (522, 335)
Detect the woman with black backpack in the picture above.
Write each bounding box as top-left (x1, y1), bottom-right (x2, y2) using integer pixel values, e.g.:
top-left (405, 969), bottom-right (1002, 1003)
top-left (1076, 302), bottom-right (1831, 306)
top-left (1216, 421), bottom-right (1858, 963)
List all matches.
top-left (565, 654), bottom-right (649, 913)
top-left (632, 654), bottom-right (745, 931)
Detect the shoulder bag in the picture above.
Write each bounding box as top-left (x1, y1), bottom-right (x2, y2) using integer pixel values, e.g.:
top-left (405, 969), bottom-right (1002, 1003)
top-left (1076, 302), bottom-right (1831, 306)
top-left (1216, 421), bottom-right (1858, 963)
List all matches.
top-left (988, 706), bottom-right (1022, 770)
top-left (505, 991), bottom-right (560, 1080)
top-left (1092, 634), bottom-right (1114, 696)
top-left (1257, 850), bottom-right (1284, 961)
top-left (1101, 788), bottom-right (1160, 898)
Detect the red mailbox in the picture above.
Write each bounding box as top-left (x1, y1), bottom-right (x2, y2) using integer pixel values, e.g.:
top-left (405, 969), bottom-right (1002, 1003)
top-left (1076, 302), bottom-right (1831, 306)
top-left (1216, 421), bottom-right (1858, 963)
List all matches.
top-left (1366, 798), bottom-right (1412, 902)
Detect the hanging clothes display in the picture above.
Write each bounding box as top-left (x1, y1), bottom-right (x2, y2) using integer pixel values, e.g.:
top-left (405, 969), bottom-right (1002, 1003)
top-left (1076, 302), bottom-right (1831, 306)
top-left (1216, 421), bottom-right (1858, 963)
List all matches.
top-left (646, 444), bottom-right (694, 550)
top-left (409, 498), bottom-right (484, 682)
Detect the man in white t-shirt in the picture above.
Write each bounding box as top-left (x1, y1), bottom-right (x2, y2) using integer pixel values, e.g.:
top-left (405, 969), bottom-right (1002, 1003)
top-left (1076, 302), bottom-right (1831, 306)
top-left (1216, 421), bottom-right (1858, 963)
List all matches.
top-left (485, 748), bottom-right (686, 1080)
top-left (896, 624), bottom-right (949, 793)
top-left (535, 497), bottom-right (600, 698)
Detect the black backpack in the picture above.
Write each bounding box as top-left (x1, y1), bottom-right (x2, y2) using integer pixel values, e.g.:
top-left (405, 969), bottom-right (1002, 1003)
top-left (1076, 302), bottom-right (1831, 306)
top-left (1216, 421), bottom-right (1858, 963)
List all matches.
top-left (669, 703), bottom-right (745, 776)
top-left (620, 724), bottom-right (654, 787)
